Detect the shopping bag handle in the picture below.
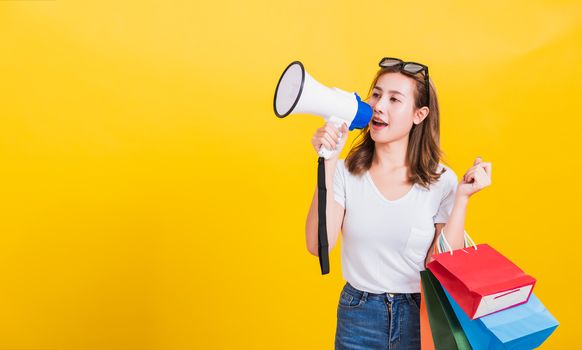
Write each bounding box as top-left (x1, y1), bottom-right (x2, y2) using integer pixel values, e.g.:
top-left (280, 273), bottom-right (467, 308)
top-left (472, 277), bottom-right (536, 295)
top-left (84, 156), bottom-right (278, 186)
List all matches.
top-left (437, 228), bottom-right (477, 255)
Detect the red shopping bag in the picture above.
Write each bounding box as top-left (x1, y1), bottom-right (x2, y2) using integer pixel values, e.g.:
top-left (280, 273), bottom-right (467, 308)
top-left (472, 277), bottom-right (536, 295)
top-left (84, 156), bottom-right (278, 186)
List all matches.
top-left (427, 231), bottom-right (536, 320)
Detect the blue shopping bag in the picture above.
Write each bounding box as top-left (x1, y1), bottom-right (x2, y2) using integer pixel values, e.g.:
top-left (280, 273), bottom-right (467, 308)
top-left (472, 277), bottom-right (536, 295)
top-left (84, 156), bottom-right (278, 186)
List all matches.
top-left (443, 288), bottom-right (559, 349)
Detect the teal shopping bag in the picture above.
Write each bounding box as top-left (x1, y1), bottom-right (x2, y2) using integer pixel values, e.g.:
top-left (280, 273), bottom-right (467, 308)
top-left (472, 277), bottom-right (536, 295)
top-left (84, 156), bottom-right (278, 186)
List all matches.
top-left (443, 288), bottom-right (559, 349)
top-left (420, 270), bottom-right (472, 350)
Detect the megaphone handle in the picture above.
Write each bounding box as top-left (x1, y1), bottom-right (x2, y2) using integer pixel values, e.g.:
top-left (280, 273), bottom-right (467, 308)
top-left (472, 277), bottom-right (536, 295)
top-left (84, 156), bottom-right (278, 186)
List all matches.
top-left (317, 116), bottom-right (346, 160)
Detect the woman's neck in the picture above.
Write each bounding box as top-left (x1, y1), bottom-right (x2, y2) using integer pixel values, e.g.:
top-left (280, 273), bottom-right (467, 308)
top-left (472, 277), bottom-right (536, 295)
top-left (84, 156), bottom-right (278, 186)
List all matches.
top-left (372, 137), bottom-right (408, 171)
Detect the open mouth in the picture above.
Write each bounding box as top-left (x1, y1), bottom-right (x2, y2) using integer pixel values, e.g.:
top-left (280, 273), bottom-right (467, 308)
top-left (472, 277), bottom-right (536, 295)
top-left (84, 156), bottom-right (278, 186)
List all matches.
top-left (372, 118), bottom-right (389, 128)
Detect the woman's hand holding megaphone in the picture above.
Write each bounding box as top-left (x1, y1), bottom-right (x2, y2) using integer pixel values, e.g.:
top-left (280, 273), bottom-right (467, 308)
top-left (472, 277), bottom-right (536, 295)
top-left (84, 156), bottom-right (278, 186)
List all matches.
top-left (312, 122), bottom-right (349, 160)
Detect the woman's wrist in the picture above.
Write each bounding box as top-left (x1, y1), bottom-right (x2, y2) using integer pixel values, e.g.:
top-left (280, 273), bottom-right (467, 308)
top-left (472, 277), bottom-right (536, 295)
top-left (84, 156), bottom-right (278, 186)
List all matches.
top-left (324, 157), bottom-right (339, 170)
top-left (455, 192), bottom-right (470, 206)
top-left (324, 156), bottom-right (339, 163)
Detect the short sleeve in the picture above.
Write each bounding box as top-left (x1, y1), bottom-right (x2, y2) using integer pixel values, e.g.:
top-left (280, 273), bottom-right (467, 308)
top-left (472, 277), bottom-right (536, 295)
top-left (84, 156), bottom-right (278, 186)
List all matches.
top-left (333, 160), bottom-right (346, 209)
top-left (433, 167), bottom-right (458, 224)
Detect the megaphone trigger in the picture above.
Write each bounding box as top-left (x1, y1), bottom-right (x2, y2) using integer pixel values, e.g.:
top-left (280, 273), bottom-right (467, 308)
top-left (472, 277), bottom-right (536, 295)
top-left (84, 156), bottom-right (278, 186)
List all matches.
top-left (315, 116), bottom-right (345, 159)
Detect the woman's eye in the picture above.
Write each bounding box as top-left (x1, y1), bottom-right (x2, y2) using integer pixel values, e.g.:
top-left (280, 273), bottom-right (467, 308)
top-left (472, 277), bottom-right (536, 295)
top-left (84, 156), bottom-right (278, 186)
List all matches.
top-left (390, 97), bottom-right (400, 102)
top-left (372, 93), bottom-right (380, 97)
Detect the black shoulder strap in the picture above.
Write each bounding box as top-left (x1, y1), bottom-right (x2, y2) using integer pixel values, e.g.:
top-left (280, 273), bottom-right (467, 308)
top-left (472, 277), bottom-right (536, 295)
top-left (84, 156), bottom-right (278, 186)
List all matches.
top-left (317, 157), bottom-right (330, 275)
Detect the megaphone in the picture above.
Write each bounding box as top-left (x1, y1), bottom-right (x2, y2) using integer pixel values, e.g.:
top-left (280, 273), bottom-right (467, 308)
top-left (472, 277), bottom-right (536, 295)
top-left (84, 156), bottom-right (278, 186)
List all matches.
top-left (273, 61), bottom-right (373, 159)
top-left (273, 61), bottom-right (373, 276)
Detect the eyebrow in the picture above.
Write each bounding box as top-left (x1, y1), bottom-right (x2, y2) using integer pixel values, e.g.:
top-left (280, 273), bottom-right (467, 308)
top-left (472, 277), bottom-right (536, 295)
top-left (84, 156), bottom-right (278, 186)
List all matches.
top-left (373, 86), bottom-right (405, 96)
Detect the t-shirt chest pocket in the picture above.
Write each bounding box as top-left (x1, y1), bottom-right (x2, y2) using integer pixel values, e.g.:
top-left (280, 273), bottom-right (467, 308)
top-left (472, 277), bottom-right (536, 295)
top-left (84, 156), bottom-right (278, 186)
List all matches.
top-left (404, 226), bottom-right (436, 264)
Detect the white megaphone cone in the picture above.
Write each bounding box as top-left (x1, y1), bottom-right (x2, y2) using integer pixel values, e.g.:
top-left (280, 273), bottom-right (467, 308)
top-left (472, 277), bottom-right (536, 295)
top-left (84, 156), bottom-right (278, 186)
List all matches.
top-left (273, 61), bottom-right (372, 159)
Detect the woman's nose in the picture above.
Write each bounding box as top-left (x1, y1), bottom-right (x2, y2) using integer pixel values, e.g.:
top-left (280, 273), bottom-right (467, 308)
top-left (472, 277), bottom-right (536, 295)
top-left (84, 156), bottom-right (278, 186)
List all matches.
top-left (372, 97), bottom-right (387, 115)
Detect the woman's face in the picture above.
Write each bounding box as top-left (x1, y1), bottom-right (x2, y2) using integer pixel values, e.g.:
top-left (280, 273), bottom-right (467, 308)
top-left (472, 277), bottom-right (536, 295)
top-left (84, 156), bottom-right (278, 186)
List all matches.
top-left (367, 72), bottom-right (428, 144)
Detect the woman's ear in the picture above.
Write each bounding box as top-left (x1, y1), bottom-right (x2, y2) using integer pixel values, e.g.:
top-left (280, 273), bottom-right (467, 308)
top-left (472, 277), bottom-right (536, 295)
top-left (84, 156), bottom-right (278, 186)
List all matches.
top-left (413, 106), bottom-right (430, 125)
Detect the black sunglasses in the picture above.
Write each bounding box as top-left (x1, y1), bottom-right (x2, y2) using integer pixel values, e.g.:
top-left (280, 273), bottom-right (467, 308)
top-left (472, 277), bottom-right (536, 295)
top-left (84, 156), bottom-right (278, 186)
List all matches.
top-left (378, 57), bottom-right (430, 107)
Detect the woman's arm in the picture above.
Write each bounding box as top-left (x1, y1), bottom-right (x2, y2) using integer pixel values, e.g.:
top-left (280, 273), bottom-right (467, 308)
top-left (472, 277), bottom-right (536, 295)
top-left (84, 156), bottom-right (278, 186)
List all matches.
top-left (305, 158), bottom-right (345, 256)
top-left (424, 193), bottom-right (469, 266)
top-left (425, 157), bottom-right (492, 265)
top-left (305, 123), bottom-right (348, 256)
top-left (440, 193), bottom-right (469, 251)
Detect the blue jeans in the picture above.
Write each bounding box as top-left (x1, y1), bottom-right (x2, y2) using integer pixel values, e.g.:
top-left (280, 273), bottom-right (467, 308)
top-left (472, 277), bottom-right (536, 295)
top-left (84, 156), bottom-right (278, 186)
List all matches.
top-left (334, 282), bottom-right (421, 350)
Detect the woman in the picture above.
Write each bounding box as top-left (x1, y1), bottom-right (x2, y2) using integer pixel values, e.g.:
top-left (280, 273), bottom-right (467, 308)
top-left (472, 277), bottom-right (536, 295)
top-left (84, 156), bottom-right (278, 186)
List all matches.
top-left (305, 57), bottom-right (492, 350)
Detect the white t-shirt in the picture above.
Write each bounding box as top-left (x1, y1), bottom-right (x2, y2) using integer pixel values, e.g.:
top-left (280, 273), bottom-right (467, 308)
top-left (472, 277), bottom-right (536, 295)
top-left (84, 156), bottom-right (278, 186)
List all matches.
top-left (333, 159), bottom-right (458, 294)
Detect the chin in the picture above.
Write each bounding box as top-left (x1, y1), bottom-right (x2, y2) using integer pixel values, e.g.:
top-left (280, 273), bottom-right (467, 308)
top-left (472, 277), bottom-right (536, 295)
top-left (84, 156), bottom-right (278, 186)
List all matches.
top-left (370, 129), bottom-right (390, 143)
top-left (370, 132), bottom-right (391, 144)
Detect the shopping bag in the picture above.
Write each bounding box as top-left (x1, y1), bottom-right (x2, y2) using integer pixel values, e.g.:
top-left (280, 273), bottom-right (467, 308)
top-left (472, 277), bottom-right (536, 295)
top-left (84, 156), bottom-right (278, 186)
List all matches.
top-left (443, 287), bottom-right (559, 349)
top-left (420, 269), bottom-right (472, 350)
top-left (420, 282), bottom-right (435, 350)
top-left (427, 230), bottom-right (536, 319)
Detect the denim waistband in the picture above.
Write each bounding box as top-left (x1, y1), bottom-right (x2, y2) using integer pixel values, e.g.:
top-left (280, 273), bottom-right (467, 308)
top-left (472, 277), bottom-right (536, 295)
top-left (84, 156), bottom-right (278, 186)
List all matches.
top-left (343, 282), bottom-right (420, 303)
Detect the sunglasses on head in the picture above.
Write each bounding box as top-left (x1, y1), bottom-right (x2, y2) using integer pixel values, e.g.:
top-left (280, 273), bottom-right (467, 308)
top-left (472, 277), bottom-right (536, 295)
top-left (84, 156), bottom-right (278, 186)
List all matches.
top-left (378, 57), bottom-right (430, 107)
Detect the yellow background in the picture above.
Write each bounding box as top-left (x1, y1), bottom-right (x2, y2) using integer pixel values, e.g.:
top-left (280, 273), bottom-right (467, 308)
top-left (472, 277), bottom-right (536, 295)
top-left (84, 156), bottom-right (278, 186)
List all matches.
top-left (0, 0), bottom-right (580, 349)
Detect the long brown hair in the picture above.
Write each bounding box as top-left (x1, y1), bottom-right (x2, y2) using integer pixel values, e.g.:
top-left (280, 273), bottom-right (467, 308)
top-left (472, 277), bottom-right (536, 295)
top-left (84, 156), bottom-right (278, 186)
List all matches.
top-left (345, 66), bottom-right (449, 190)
